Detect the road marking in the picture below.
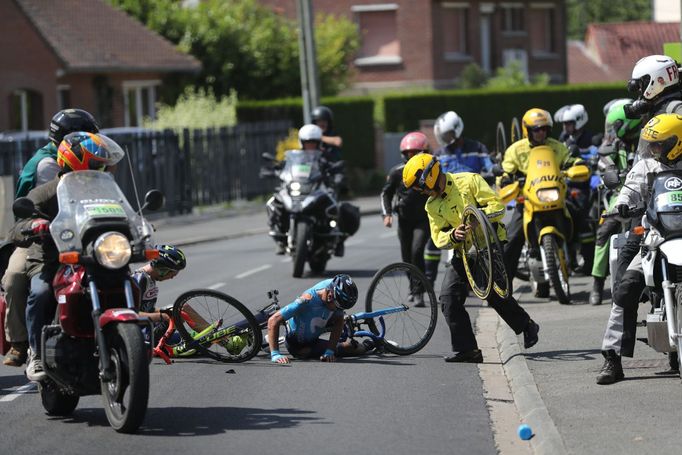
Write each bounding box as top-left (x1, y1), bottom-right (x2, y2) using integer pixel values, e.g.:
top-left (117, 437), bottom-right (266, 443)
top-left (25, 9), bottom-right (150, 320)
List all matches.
top-left (0, 383), bottom-right (36, 402)
top-left (208, 282), bottom-right (225, 290)
top-left (235, 264), bottom-right (272, 279)
top-left (379, 232), bottom-right (395, 239)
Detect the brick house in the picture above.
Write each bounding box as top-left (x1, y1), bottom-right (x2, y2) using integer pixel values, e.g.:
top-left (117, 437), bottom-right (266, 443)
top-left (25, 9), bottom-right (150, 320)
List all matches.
top-left (0, 0), bottom-right (200, 132)
top-left (260, 0), bottom-right (568, 92)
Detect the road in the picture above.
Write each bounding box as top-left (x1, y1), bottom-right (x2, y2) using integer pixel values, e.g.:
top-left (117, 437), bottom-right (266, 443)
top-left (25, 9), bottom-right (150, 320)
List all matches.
top-left (0, 216), bottom-right (504, 455)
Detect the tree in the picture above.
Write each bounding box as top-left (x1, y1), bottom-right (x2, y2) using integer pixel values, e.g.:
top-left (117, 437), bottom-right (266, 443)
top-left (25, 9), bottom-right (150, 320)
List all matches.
top-left (457, 63), bottom-right (489, 89)
top-left (109, 0), bottom-right (359, 100)
top-left (566, 0), bottom-right (651, 40)
top-left (486, 61), bottom-right (549, 89)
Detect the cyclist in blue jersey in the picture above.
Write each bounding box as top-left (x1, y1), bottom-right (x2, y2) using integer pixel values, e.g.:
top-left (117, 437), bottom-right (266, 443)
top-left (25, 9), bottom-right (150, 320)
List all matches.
top-left (266, 274), bottom-right (369, 364)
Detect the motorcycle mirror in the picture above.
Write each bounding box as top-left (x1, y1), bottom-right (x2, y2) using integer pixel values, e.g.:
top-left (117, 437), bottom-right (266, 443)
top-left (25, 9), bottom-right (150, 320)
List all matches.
top-left (141, 189), bottom-right (164, 212)
top-left (491, 164), bottom-right (504, 177)
top-left (261, 152), bottom-right (275, 161)
top-left (12, 197), bottom-right (37, 219)
top-left (602, 169), bottom-right (621, 190)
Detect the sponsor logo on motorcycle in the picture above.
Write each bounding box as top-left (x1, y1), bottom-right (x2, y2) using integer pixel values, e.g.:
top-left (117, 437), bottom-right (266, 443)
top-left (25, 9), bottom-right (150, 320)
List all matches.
top-left (529, 175), bottom-right (559, 187)
top-left (664, 176), bottom-right (682, 191)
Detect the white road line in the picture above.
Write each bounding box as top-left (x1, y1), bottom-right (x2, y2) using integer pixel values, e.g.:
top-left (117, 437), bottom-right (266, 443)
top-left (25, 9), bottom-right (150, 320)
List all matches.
top-left (208, 282), bottom-right (225, 290)
top-left (235, 264), bottom-right (272, 279)
top-left (379, 232), bottom-right (395, 239)
top-left (0, 383), bottom-right (36, 402)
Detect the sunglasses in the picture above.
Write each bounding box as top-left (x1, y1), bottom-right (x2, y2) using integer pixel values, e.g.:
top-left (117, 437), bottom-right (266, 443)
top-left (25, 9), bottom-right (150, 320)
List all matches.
top-left (156, 267), bottom-right (176, 278)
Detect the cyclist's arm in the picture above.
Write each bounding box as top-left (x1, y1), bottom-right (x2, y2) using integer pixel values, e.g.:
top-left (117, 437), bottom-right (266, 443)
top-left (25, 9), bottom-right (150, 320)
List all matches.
top-left (428, 210), bottom-right (458, 249)
top-left (322, 313), bottom-right (345, 362)
top-left (267, 310), bottom-right (287, 358)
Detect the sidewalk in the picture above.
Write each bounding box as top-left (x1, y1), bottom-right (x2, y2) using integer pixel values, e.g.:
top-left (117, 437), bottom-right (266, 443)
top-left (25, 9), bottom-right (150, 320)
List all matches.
top-left (152, 195), bottom-right (381, 246)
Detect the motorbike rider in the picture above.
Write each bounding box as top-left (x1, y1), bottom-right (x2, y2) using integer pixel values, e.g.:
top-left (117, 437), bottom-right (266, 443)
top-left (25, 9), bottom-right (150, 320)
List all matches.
top-left (498, 108), bottom-right (580, 284)
top-left (589, 99), bottom-right (642, 305)
top-left (267, 274), bottom-right (372, 364)
top-left (311, 105), bottom-right (342, 162)
top-left (380, 131), bottom-right (431, 306)
top-left (402, 153), bottom-right (539, 363)
top-left (424, 111), bottom-right (495, 287)
top-left (10, 131), bottom-right (124, 381)
top-left (596, 113), bottom-right (682, 384)
top-left (555, 104), bottom-right (594, 151)
top-left (2, 109), bottom-right (99, 367)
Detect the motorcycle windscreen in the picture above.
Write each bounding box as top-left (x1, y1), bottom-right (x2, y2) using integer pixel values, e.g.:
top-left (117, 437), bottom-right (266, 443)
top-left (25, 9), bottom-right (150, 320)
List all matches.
top-left (50, 171), bottom-right (151, 253)
top-left (649, 170), bottom-right (682, 235)
top-left (281, 149), bottom-right (324, 191)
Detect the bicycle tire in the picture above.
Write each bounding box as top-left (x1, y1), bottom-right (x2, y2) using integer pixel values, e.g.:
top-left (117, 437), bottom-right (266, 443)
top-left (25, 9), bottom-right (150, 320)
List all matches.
top-left (495, 121), bottom-right (507, 159)
top-left (510, 117), bottom-right (521, 143)
top-left (460, 206), bottom-right (494, 300)
top-left (173, 289), bottom-right (262, 362)
top-left (479, 211), bottom-right (511, 299)
top-left (365, 262), bottom-right (437, 355)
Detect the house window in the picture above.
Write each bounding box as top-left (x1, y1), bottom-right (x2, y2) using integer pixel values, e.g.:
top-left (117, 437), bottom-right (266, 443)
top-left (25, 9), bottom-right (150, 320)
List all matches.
top-left (57, 85), bottom-right (71, 110)
top-left (123, 81), bottom-right (159, 127)
top-left (502, 48), bottom-right (529, 80)
top-left (501, 3), bottom-right (524, 33)
top-left (352, 4), bottom-right (402, 66)
top-left (8, 89), bottom-right (43, 131)
top-left (529, 5), bottom-right (556, 54)
top-left (442, 2), bottom-right (470, 59)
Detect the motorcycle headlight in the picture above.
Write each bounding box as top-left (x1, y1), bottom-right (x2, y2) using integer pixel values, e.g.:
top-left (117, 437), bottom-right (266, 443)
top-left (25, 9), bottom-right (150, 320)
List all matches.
top-left (94, 232), bottom-right (131, 269)
top-left (536, 188), bottom-right (560, 203)
top-left (290, 182), bottom-right (301, 191)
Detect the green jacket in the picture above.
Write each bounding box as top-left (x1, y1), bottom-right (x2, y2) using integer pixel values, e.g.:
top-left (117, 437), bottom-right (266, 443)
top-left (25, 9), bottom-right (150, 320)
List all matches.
top-left (15, 142), bottom-right (58, 198)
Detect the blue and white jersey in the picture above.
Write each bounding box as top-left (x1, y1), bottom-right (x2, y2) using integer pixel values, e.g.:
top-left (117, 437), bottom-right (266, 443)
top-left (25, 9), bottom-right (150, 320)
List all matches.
top-left (434, 138), bottom-right (493, 174)
top-left (280, 279), bottom-right (343, 343)
top-left (132, 270), bottom-right (158, 313)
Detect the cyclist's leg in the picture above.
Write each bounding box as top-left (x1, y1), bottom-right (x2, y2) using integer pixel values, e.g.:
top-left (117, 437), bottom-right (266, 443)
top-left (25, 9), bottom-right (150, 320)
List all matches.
top-left (285, 335), bottom-right (327, 359)
top-left (441, 258), bottom-right (477, 352)
top-left (486, 288), bottom-right (531, 335)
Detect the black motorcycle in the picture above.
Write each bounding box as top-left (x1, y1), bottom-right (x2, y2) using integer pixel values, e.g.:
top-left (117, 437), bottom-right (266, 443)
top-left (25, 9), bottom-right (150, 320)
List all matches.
top-left (262, 150), bottom-right (359, 277)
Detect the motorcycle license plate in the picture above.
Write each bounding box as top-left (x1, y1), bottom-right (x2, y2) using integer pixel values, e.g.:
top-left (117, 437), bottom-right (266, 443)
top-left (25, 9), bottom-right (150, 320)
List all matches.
top-left (292, 164), bottom-right (312, 179)
top-left (656, 191), bottom-right (682, 207)
top-left (84, 203), bottom-right (126, 218)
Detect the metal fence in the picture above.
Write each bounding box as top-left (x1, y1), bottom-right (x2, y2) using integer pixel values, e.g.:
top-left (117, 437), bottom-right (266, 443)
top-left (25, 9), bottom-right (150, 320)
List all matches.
top-left (0, 120), bottom-right (291, 216)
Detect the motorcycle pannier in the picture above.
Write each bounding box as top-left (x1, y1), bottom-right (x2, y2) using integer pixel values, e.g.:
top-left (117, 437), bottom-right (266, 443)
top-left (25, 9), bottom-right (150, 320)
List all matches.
top-left (338, 202), bottom-right (360, 236)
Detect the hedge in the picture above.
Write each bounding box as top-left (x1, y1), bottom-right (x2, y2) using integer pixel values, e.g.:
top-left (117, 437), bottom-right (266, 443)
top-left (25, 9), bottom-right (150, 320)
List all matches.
top-left (382, 83), bottom-right (629, 149)
top-left (237, 96), bottom-right (375, 169)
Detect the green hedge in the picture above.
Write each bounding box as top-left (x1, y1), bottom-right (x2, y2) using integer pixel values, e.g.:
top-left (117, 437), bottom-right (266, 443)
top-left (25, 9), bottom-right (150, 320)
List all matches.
top-left (237, 96), bottom-right (375, 169)
top-left (382, 83), bottom-right (629, 148)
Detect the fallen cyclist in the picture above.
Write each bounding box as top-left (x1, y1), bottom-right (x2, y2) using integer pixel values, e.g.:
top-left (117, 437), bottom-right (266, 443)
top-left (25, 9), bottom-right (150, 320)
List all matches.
top-left (266, 274), bottom-right (373, 364)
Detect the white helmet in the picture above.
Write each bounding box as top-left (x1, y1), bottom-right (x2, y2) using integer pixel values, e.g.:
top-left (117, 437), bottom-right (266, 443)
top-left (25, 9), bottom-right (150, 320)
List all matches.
top-left (554, 104), bottom-right (588, 130)
top-left (434, 111), bottom-right (464, 146)
top-left (298, 124), bottom-right (323, 146)
top-left (629, 55), bottom-right (680, 100)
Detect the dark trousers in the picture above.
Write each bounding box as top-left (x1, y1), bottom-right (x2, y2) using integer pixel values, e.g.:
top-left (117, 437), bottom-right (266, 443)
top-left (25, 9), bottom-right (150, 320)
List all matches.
top-left (614, 232), bottom-right (642, 296)
top-left (397, 216), bottom-right (429, 292)
top-left (503, 205), bottom-right (524, 280)
top-left (440, 257), bottom-right (531, 352)
top-left (606, 269), bottom-right (645, 357)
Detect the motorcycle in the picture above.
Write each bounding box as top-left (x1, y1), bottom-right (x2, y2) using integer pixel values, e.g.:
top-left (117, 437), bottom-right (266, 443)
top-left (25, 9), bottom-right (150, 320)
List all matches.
top-left (262, 150), bottom-right (359, 278)
top-left (498, 145), bottom-right (590, 304)
top-left (13, 170), bottom-right (164, 433)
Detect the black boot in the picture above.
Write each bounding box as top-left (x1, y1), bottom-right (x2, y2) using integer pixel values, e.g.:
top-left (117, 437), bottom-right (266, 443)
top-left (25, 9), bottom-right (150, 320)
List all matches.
top-left (589, 276), bottom-right (605, 306)
top-left (596, 350), bottom-right (624, 385)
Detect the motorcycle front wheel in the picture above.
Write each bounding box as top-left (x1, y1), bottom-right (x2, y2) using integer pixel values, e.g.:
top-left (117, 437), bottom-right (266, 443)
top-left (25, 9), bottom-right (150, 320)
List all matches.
top-left (542, 235), bottom-right (571, 305)
top-left (101, 323), bottom-right (149, 433)
top-left (293, 221), bottom-right (311, 278)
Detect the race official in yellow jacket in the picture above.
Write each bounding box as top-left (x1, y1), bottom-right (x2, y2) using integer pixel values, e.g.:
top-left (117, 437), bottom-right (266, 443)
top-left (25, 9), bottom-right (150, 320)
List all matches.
top-left (403, 153), bottom-right (539, 364)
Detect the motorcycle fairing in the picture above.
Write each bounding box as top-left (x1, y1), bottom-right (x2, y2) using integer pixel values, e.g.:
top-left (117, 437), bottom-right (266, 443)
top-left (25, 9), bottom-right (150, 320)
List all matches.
top-left (660, 238), bottom-right (682, 266)
top-left (99, 308), bottom-right (141, 328)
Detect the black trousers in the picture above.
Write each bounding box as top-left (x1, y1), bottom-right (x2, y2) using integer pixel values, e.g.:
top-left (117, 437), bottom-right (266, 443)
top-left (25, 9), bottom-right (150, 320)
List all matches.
top-left (614, 232), bottom-right (642, 296)
top-left (396, 216), bottom-right (429, 280)
top-left (440, 256), bottom-right (531, 352)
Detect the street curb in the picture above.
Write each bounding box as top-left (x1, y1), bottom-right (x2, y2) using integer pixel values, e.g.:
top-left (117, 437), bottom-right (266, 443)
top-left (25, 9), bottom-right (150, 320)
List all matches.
top-left (166, 208), bottom-right (382, 248)
top-left (497, 321), bottom-right (568, 455)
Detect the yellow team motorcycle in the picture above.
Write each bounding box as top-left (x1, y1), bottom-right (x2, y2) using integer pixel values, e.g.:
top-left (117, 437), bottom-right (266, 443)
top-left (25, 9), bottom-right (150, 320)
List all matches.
top-left (499, 145), bottom-right (590, 304)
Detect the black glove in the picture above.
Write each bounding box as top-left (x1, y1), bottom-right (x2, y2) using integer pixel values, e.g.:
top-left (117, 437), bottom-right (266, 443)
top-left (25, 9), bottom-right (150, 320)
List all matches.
top-left (616, 204), bottom-right (630, 218)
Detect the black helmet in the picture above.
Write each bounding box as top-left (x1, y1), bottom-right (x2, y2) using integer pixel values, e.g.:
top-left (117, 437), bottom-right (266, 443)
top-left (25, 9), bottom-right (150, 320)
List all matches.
top-left (311, 105), bottom-right (333, 129)
top-left (49, 109), bottom-right (99, 146)
top-left (329, 274), bottom-right (357, 310)
top-left (152, 245), bottom-right (187, 271)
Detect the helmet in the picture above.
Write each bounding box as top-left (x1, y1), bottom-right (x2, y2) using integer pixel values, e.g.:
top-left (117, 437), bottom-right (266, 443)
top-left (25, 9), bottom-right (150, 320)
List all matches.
top-left (152, 244), bottom-right (187, 271)
top-left (434, 111), bottom-right (464, 146)
top-left (605, 99), bottom-right (642, 142)
top-left (640, 113), bottom-right (682, 166)
top-left (57, 132), bottom-right (125, 172)
top-left (554, 104), bottom-right (588, 130)
top-left (628, 55), bottom-right (680, 101)
top-left (402, 153), bottom-right (440, 190)
top-left (399, 131), bottom-right (430, 162)
top-left (49, 109), bottom-right (99, 146)
top-left (298, 124), bottom-right (323, 146)
top-left (329, 274), bottom-right (357, 310)
top-left (522, 108), bottom-right (553, 142)
top-left (311, 106), bottom-right (333, 128)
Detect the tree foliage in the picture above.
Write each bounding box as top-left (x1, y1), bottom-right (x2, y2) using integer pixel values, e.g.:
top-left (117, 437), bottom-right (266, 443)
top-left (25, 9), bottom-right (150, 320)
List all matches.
top-left (143, 87), bottom-right (237, 131)
top-left (566, 0), bottom-right (652, 40)
top-left (457, 62), bottom-right (549, 90)
top-left (109, 0), bottom-right (359, 100)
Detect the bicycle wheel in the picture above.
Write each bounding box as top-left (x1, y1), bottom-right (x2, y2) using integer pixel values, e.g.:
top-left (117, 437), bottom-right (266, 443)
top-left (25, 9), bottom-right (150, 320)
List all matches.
top-left (460, 205), bottom-right (493, 300)
top-left (495, 121), bottom-right (507, 160)
top-left (510, 117), bottom-right (521, 143)
top-left (479, 212), bottom-right (511, 299)
top-left (173, 289), bottom-right (262, 362)
top-left (365, 262), bottom-right (437, 355)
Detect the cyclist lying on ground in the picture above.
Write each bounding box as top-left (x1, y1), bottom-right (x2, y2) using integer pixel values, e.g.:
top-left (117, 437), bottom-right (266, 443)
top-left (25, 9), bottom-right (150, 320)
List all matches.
top-left (267, 274), bottom-right (373, 364)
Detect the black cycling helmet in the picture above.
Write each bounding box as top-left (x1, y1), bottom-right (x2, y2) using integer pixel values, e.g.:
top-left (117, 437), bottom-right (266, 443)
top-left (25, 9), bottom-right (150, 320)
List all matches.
top-left (49, 109), bottom-right (99, 146)
top-left (152, 245), bottom-right (187, 271)
top-left (311, 105), bottom-right (333, 129)
top-left (329, 274), bottom-right (357, 310)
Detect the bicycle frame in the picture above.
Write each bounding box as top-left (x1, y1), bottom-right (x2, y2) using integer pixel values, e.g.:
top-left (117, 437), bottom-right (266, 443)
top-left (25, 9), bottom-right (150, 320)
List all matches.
top-left (340, 306), bottom-right (407, 343)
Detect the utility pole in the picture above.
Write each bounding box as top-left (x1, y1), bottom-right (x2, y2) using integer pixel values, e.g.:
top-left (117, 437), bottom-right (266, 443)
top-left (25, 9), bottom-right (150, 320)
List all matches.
top-left (296, 0), bottom-right (320, 124)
